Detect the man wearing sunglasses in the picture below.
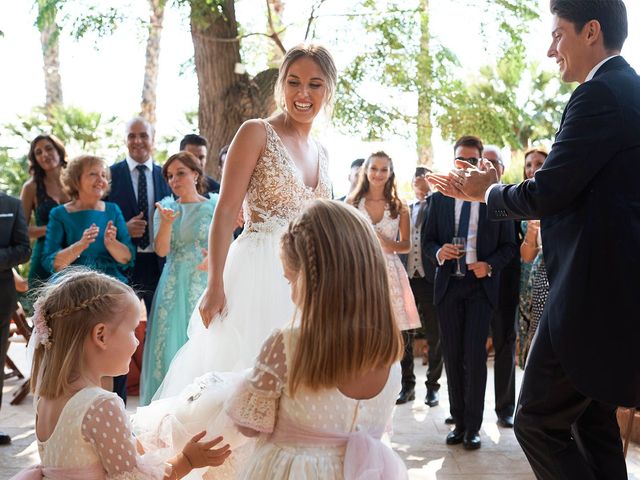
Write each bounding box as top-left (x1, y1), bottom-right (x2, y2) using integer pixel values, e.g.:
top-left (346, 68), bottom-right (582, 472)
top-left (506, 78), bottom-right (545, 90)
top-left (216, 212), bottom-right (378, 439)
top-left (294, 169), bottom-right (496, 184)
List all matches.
top-left (423, 135), bottom-right (516, 449)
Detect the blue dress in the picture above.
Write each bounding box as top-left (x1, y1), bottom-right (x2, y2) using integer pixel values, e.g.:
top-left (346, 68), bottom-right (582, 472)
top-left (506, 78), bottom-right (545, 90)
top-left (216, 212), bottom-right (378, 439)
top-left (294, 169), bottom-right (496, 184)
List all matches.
top-left (42, 202), bottom-right (135, 283)
top-left (139, 195), bottom-right (218, 405)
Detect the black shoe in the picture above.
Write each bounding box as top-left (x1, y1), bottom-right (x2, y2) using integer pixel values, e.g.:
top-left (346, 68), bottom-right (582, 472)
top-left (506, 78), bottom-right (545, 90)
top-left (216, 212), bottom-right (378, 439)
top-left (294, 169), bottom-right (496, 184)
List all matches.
top-left (425, 389), bottom-right (439, 407)
top-left (497, 415), bottom-right (514, 428)
top-left (446, 428), bottom-right (465, 445)
top-left (396, 388), bottom-right (415, 405)
top-left (0, 432), bottom-right (11, 446)
top-left (444, 416), bottom-right (456, 425)
top-left (463, 431), bottom-right (481, 450)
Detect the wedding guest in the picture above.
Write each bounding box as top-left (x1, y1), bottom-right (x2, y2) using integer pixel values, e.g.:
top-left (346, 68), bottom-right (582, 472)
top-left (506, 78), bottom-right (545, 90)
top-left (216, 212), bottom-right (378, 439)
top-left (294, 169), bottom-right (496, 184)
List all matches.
top-left (397, 167), bottom-right (443, 407)
top-left (218, 144), bottom-right (229, 172)
top-left (107, 117), bottom-right (172, 313)
top-left (42, 155), bottom-right (135, 403)
top-left (516, 148), bottom-right (547, 367)
top-left (483, 145), bottom-right (520, 428)
top-left (0, 191), bottom-right (31, 446)
top-left (423, 136), bottom-right (516, 449)
top-left (348, 152), bottom-right (421, 338)
top-left (337, 158), bottom-right (364, 201)
top-left (20, 134), bottom-right (69, 288)
top-left (139, 152), bottom-right (218, 405)
top-left (427, 2), bottom-right (639, 475)
top-left (10, 268), bottom-right (230, 479)
top-left (179, 134), bottom-right (220, 195)
top-left (226, 199), bottom-right (407, 479)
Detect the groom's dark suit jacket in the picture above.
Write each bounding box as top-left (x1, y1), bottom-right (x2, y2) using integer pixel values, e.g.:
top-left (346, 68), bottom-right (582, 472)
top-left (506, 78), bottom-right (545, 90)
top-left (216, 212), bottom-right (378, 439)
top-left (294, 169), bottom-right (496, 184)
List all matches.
top-left (487, 56), bottom-right (640, 407)
top-left (423, 193), bottom-right (516, 308)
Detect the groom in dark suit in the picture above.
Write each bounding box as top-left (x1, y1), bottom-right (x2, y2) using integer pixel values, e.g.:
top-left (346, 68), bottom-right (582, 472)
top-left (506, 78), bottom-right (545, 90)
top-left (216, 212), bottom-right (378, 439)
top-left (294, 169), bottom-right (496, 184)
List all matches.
top-left (106, 117), bottom-right (171, 401)
top-left (424, 136), bottom-right (516, 450)
top-left (428, 1), bottom-right (639, 478)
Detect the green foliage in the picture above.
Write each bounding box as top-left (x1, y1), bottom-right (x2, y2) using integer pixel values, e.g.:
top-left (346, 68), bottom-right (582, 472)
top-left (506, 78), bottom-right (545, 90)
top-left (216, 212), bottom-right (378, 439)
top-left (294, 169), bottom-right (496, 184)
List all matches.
top-left (0, 148), bottom-right (30, 197)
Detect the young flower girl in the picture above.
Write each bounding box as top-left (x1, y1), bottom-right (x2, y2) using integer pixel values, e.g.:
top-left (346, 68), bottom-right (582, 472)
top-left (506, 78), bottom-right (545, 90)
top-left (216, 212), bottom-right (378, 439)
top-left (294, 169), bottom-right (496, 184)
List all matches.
top-left (11, 268), bottom-right (230, 480)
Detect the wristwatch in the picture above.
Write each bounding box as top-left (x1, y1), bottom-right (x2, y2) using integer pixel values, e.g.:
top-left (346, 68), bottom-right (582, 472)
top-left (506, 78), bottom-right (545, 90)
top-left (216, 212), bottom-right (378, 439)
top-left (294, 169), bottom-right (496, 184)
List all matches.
top-left (487, 264), bottom-right (493, 278)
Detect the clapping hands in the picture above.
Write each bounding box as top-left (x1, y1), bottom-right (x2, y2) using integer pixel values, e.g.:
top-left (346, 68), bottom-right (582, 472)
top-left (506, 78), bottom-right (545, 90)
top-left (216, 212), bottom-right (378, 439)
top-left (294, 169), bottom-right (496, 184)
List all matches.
top-left (427, 159), bottom-right (499, 202)
top-left (155, 202), bottom-right (180, 224)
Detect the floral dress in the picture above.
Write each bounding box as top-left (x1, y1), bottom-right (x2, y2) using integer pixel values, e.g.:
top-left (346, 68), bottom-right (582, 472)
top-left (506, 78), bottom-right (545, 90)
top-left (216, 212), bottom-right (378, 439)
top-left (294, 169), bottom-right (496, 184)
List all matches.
top-left (139, 195), bottom-right (218, 405)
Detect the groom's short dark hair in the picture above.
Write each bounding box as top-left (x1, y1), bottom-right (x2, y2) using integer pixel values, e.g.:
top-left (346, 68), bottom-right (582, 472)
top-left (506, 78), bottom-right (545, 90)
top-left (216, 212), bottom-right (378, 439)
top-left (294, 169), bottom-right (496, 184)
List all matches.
top-left (550, 0), bottom-right (628, 51)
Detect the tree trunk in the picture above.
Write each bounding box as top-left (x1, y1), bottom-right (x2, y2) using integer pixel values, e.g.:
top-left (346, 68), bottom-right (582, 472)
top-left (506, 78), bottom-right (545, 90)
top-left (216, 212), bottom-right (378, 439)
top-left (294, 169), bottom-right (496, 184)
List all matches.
top-left (416, 0), bottom-right (433, 167)
top-left (140, 0), bottom-right (165, 126)
top-left (190, 0), bottom-right (277, 179)
top-left (38, 0), bottom-right (63, 115)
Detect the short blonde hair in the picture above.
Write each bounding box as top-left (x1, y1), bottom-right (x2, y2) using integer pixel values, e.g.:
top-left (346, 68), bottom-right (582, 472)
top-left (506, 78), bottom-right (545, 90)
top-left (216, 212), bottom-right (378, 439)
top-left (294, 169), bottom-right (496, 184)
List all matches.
top-left (280, 200), bottom-right (403, 394)
top-left (61, 155), bottom-right (110, 200)
top-left (30, 268), bottom-right (136, 399)
top-left (274, 44), bottom-right (337, 114)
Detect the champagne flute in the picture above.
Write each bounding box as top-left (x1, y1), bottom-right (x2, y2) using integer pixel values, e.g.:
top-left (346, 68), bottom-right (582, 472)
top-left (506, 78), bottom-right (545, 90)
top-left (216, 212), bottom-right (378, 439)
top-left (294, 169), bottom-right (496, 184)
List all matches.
top-left (452, 236), bottom-right (466, 278)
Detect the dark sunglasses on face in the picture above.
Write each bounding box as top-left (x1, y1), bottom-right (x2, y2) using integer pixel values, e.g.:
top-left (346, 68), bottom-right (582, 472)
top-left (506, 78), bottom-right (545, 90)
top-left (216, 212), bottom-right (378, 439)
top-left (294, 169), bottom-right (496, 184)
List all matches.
top-left (455, 156), bottom-right (479, 166)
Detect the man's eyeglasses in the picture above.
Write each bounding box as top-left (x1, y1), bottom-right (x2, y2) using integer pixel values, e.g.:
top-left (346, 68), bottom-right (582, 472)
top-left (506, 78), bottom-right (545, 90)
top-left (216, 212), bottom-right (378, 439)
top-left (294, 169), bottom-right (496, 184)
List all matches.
top-left (455, 156), bottom-right (479, 166)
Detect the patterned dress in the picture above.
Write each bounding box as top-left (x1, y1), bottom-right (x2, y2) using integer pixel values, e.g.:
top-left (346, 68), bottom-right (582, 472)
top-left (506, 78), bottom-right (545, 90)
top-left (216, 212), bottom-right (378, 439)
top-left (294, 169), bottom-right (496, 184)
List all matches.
top-left (357, 199), bottom-right (421, 331)
top-left (139, 195), bottom-right (218, 405)
top-left (153, 119), bottom-right (331, 399)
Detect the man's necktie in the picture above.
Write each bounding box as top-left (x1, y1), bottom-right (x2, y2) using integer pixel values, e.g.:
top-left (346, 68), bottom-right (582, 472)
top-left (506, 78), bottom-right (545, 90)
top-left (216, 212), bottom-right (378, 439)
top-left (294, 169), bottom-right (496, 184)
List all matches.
top-left (415, 200), bottom-right (427, 228)
top-left (136, 164), bottom-right (150, 249)
top-left (456, 201), bottom-right (471, 274)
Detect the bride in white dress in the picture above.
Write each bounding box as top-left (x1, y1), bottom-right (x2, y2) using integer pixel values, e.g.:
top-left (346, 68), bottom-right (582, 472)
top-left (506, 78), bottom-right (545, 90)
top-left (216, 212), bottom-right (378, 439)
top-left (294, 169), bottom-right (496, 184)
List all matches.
top-left (153, 44), bottom-right (336, 400)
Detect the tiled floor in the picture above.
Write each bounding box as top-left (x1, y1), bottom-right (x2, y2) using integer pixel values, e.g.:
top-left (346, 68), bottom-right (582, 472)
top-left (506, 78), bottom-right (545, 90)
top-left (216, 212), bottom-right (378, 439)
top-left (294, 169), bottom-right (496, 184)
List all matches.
top-left (3, 343), bottom-right (640, 479)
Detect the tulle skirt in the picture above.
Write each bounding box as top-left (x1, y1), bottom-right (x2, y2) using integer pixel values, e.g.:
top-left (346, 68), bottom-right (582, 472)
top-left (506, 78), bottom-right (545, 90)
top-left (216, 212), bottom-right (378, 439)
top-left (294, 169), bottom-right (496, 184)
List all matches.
top-left (152, 228), bottom-right (295, 400)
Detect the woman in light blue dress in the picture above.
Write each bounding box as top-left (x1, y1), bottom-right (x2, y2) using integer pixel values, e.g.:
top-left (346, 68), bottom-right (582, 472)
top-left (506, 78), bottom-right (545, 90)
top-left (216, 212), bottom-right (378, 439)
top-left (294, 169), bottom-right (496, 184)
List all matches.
top-left (140, 152), bottom-right (218, 405)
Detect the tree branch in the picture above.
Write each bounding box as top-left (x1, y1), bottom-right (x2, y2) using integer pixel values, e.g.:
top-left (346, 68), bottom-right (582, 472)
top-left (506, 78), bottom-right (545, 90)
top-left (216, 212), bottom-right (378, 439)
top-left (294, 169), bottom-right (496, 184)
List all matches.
top-left (265, 0), bottom-right (286, 55)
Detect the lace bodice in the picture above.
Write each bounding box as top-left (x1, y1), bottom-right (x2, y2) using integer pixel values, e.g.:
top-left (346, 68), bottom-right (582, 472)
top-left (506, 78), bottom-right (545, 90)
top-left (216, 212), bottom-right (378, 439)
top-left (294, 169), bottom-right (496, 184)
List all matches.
top-left (226, 328), bottom-right (400, 438)
top-left (243, 121), bottom-right (331, 233)
top-left (357, 198), bottom-right (401, 241)
top-left (36, 387), bottom-right (166, 479)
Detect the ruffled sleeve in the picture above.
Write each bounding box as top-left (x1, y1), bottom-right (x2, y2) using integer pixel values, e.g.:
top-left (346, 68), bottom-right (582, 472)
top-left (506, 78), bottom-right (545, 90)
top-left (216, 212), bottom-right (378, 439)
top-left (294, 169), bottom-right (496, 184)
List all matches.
top-left (81, 393), bottom-right (169, 480)
top-left (225, 329), bottom-right (287, 433)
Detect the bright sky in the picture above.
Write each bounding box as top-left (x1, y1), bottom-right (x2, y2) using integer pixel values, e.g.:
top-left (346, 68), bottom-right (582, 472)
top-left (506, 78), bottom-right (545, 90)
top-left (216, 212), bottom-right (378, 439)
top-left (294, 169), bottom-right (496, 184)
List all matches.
top-left (0, 0), bottom-right (638, 197)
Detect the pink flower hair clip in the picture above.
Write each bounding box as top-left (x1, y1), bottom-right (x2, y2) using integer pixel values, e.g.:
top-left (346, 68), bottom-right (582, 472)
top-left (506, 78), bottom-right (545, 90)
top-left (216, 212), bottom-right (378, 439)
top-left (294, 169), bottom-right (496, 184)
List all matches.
top-left (32, 299), bottom-right (52, 350)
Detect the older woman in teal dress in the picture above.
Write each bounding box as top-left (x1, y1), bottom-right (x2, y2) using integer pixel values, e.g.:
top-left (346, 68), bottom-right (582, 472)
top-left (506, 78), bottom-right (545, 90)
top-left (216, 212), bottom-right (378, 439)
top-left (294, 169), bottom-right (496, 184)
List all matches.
top-left (42, 155), bottom-right (135, 283)
top-left (140, 152), bottom-right (218, 405)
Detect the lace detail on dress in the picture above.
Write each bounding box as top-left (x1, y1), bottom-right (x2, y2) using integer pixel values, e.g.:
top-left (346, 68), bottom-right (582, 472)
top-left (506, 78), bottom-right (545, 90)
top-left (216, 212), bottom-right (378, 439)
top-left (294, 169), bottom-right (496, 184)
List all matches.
top-left (81, 394), bottom-right (167, 479)
top-left (242, 121), bottom-right (331, 234)
top-left (226, 330), bottom-right (287, 432)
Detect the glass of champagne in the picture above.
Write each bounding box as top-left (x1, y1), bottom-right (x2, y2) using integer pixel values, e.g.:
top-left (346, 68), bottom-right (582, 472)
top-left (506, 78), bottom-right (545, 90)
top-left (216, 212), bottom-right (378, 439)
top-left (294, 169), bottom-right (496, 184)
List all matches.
top-left (452, 236), bottom-right (466, 278)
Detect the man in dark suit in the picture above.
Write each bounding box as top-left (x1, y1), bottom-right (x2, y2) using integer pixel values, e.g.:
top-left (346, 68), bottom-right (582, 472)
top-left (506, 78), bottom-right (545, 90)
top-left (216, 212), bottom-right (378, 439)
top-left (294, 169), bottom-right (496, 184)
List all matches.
top-left (107, 116), bottom-right (171, 401)
top-left (0, 191), bottom-right (31, 445)
top-left (179, 134), bottom-right (220, 195)
top-left (397, 167), bottom-right (444, 408)
top-left (428, 2), bottom-right (638, 477)
top-left (337, 158), bottom-right (364, 201)
top-left (484, 145), bottom-right (520, 429)
top-left (424, 136), bottom-right (516, 450)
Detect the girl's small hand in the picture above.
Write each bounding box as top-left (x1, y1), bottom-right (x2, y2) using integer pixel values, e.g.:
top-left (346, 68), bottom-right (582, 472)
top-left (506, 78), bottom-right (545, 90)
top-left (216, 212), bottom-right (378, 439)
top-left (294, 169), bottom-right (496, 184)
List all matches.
top-left (104, 221), bottom-right (117, 245)
top-left (375, 232), bottom-right (395, 254)
top-left (155, 202), bottom-right (180, 224)
top-left (80, 223), bottom-right (99, 248)
top-left (182, 431), bottom-right (231, 469)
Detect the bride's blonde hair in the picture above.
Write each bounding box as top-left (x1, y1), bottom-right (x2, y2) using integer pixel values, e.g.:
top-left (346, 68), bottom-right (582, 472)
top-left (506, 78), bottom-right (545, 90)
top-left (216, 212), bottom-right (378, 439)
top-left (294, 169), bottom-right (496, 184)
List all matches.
top-left (280, 200), bottom-right (402, 394)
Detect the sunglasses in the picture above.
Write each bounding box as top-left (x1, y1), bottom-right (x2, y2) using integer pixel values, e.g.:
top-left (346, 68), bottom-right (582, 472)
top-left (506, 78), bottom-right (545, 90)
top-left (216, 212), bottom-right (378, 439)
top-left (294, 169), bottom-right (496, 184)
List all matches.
top-left (455, 156), bottom-right (480, 166)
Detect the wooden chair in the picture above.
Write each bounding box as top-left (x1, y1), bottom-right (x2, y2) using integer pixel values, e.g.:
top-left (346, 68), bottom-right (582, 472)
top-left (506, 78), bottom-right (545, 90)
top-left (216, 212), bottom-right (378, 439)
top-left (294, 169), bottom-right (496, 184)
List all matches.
top-left (5, 302), bottom-right (32, 405)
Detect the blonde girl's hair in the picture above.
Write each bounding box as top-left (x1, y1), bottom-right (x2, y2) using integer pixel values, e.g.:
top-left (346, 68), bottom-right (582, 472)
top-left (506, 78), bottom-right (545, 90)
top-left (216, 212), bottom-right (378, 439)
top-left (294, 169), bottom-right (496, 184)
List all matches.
top-left (347, 151), bottom-right (404, 219)
top-left (273, 43), bottom-right (337, 115)
top-left (30, 267), bottom-right (136, 399)
top-left (61, 155), bottom-right (110, 200)
top-left (280, 199), bottom-right (403, 395)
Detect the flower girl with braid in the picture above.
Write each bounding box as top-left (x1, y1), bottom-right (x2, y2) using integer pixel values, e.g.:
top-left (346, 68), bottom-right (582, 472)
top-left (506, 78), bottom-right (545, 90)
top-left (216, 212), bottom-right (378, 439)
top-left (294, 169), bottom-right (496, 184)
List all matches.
top-left (11, 268), bottom-right (230, 480)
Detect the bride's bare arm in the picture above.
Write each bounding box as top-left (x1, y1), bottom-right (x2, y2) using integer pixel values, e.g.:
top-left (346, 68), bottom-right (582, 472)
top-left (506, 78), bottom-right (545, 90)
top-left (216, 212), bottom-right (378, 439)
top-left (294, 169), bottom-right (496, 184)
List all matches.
top-left (199, 120), bottom-right (267, 325)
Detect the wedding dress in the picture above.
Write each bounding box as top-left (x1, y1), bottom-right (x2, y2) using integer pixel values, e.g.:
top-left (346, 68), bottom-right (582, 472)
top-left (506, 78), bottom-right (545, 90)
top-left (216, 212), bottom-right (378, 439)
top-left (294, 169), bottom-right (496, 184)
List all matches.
top-left (152, 120), bottom-right (331, 400)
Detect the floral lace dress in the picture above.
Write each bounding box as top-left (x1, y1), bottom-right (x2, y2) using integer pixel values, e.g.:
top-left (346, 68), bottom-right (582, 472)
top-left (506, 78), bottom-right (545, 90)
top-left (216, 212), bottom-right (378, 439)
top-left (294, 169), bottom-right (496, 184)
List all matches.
top-left (357, 200), bottom-right (420, 331)
top-left (13, 387), bottom-right (168, 479)
top-left (154, 120), bottom-right (331, 400)
top-left (226, 328), bottom-right (407, 479)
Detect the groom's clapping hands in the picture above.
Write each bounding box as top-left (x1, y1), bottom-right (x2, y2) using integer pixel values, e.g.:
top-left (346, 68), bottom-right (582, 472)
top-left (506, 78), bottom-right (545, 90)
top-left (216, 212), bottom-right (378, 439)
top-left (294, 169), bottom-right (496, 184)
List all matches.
top-left (427, 158), bottom-right (499, 203)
